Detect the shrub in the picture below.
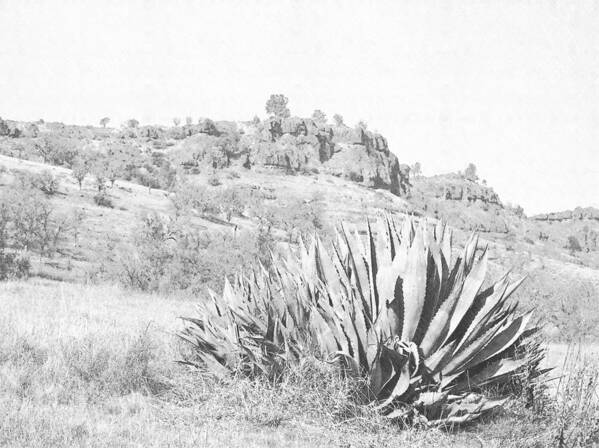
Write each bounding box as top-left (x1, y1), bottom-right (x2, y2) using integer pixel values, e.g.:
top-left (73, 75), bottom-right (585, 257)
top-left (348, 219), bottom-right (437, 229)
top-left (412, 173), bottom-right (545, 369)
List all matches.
top-left (0, 185), bottom-right (73, 257)
top-left (278, 194), bottom-right (327, 243)
top-left (93, 193), bottom-right (114, 208)
top-left (217, 186), bottom-right (247, 221)
top-left (207, 173), bottom-right (222, 186)
top-left (565, 236), bottom-right (582, 253)
top-left (0, 116), bottom-right (9, 136)
top-left (180, 217), bottom-right (543, 426)
top-left (173, 182), bottom-right (251, 221)
top-left (31, 170), bottom-right (59, 195)
top-left (171, 182), bottom-right (220, 217)
top-left (0, 251), bottom-right (30, 280)
top-left (34, 135), bottom-right (79, 167)
top-left (117, 212), bottom-right (275, 293)
top-left (348, 170), bottom-right (364, 183)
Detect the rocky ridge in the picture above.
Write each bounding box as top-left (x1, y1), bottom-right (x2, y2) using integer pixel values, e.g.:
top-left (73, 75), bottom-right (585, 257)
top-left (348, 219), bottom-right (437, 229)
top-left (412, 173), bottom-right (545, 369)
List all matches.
top-left (170, 117), bottom-right (411, 196)
top-left (533, 207), bottom-right (599, 222)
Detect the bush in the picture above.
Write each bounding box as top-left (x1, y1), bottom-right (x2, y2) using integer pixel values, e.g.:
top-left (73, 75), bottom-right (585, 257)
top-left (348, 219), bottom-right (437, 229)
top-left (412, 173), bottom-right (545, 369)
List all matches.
top-left (117, 212), bottom-right (275, 293)
top-left (566, 235), bottom-right (582, 253)
top-left (207, 173), bottom-right (222, 186)
top-left (171, 182), bottom-right (220, 217)
top-left (347, 170), bottom-right (364, 183)
top-left (0, 185), bottom-right (73, 257)
top-left (0, 251), bottom-right (30, 280)
top-left (93, 193), bottom-right (114, 208)
top-left (32, 170), bottom-right (59, 195)
top-left (35, 135), bottom-right (79, 167)
top-left (248, 192), bottom-right (328, 244)
top-left (172, 182), bottom-right (253, 221)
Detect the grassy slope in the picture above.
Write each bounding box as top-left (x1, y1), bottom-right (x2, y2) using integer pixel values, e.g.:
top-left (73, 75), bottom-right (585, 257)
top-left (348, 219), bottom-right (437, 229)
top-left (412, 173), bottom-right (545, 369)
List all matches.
top-left (0, 279), bottom-right (570, 448)
top-left (1, 153), bottom-right (598, 445)
top-left (1, 152), bottom-right (599, 341)
top-left (0, 153), bottom-right (411, 281)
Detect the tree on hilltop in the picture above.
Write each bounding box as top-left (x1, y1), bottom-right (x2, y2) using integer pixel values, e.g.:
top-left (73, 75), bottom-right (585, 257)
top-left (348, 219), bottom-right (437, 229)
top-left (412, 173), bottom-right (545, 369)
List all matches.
top-left (173, 117), bottom-right (181, 127)
top-left (333, 114), bottom-right (344, 126)
top-left (126, 118), bottom-right (139, 129)
top-left (464, 163), bottom-right (478, 182)
top-left (311, 109), bottom-right (327, 125)
top-left (100, 117), bottom-right (110, 128)
top-left (265, 94), bottom-right (290, 119)
top-left (411, 162), bottom-right (422, 178)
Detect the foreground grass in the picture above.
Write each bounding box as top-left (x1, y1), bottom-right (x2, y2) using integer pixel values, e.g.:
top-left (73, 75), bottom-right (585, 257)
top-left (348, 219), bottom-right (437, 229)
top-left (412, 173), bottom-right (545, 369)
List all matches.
top-left (0, 279), bottom-right (596, 447)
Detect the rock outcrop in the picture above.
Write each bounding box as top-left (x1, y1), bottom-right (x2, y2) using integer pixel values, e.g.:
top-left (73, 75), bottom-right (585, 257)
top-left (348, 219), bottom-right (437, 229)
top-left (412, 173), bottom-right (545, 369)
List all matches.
top-left (532, 207), bottom-right (599, 222)
top-left (409, 173), bottom-right (508, 233)
top-left (260, 118), bottom-right (408, 195)
top-left (173, 117), bottom-right (410, 196)
top-left (418, 174), bottom-right (502, 206)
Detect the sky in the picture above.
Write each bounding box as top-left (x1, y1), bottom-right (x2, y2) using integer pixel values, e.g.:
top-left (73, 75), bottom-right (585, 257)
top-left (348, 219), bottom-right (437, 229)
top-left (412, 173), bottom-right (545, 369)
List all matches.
top-left (0, 0), bottom-right (598, 214)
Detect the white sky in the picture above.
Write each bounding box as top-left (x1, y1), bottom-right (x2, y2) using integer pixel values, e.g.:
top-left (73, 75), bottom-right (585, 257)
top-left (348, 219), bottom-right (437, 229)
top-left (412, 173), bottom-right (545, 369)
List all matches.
top-left (1, 0), bottom-right (598, 214)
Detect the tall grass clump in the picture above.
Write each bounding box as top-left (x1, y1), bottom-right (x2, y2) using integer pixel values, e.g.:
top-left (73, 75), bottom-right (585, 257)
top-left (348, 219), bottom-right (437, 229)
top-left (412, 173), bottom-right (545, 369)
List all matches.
top-left (180, 216), bottom-right (545, 427)
top-left (551, 348), bottom-right (599, 447)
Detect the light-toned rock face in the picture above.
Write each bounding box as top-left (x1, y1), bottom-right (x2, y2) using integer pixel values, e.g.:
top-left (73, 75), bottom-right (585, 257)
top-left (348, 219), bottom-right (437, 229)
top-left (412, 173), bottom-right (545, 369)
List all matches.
top-left (420, 174), bottom-right (502, 206)
top-left (170, 117), bottom-right (410, 196)
top-left (252, 118), bottom-right (408, 195)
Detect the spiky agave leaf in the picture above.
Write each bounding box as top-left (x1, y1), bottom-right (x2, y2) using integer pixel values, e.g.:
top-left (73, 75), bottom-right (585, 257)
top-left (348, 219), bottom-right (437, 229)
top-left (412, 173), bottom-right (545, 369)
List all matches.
top-left (289, 215), bottom-right (543, 425)
top-left (179, 215), bottom-right (545, 427)
top-left (178, 270), bottom-right (311, 379)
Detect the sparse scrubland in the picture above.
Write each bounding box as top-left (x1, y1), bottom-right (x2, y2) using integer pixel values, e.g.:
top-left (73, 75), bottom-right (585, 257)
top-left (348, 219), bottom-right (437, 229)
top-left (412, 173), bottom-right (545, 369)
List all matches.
top-left (1, 102), bottom-right (599, 446)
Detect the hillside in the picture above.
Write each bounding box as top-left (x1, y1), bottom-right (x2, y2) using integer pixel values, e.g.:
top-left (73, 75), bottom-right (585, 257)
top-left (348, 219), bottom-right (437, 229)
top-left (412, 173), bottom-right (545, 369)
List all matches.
top-left (2, 115), bottom-right (599, 448)
top-left (1, 115), bottom-right (598, 342)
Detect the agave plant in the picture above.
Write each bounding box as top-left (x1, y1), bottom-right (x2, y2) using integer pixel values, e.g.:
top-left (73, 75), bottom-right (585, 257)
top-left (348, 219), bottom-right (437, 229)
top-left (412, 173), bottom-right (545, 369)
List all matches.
top-left (179, 216), bottom-right (544, 426)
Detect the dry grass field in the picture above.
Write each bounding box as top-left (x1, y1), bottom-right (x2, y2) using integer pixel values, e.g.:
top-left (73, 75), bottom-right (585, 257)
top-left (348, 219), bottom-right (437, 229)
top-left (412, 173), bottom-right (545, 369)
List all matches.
top-left (0, 279), bottom-right (458, 447)
top-left (1, 278), bottom-right (597, 447)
